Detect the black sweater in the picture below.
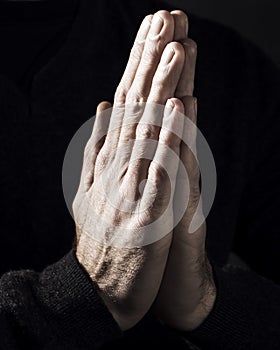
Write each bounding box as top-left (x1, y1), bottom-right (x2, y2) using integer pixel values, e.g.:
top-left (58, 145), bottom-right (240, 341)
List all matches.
top-left (0, 0), bottom-right (279, 349)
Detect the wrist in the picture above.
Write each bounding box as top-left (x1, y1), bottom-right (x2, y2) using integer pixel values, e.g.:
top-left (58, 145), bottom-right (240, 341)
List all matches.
top-left (182, 278), bottom-right (216, 331)
top-left (158, 258), bottom-right (217, 332)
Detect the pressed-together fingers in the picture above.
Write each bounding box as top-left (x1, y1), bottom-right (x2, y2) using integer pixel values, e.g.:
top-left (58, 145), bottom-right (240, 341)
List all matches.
top-left (144, 98), bottom-right (185, 200)
top-left (147, 41), bottom-right (185, 104)
top-left (172, 11), bottom-right (199, 210)
top-left (103, 11), bottom-right (175, 153)
top-left (172, 95), bottom-right (200, 235)
top-left (170, 11), bottom-right (199, 230)
top-left (82, 101), bottom-right (112, 190)
top-left (151, 98), bottom-right (185, 177)
top-left (114, 14), bottom-right (153, 105)
top-left (105, 12), bottom-right (184, 174)
top-left (175, 39), bottom-right (197, 98)
top-left (115, 10), bottom-right (174, 105)
top-left (126, 10), bottom-right (174, 103)
top-left (171, 9), bottom-right (197, 98)
top-left (180, 96), bottom-right (198, 176)
top-left (119, 98), bottom-right (185, 203)
top-left (118, 40), bottom-right (185, 147)
top-left (101, 15), bottom-right (153, 152)
top-left (171, 10), bottom-right (188, 41)
top-left (121, 42), bottom-right (185, 186)
top-left (90, 10), bottom-right (194, 204)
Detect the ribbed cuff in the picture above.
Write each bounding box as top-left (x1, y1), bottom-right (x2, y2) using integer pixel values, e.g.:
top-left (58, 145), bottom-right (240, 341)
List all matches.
top-left (37, 250), bottom-right (122, 349)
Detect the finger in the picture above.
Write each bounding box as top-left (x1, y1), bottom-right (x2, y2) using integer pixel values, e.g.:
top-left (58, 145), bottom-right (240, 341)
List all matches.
top-left (122, 42), bottom-right (185, 186)
top-left (147, 41), bottom-right (185, 104)
top-left (96, 101), bottom-right (112, 116)
top-left (126, 10), bottom-right (174, 103)
top-left (82, 101), bottom-right (112, 190)
top-left (171, 10), bottom-right (188, 41)
top-left (101, 102), bottom-right (125, 156)
top-left (180, 96), bottom-right (198, 185)
top-left (175, 38), bottom-right (197, 98)
top-left (174, 96), bottom-right (200, 233)
top-left (122, 103), bottom-right (164, 190)
top-left (109, 11), bottom-right (174, 153)
top-left (118, 102), bottom-right (145, 144)
top-left (145, 98), bottom-right (185, 197)
top-left (114, 14), bottom-right (153, 104)
top-left (119, 11), bottom-right (175, 155)
top-left (107, 16), bottom-right (153, 152)
top-left (179, 96), bottom-right (199, 209)
top-left (119, 40), bottom-right (185, 149)
top-left (107, 15), bottom-right (153, 153)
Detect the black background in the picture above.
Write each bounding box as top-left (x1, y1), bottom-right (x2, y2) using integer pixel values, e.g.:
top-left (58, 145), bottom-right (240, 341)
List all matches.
top-left (165, 0), bottom-right (280, 67)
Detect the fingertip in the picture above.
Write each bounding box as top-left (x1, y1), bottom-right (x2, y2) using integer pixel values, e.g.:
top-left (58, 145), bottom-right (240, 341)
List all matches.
top-left (155, 9), bottom-right (173, 22)
top-left (97, 101), bottom-right (112, 114)
top-left (144, 14), bottom-right (154, 23)
top-left (163, 98), bottom-right (185, 140)
top-left (182, 38), bottom-right (197, 55)
top-left (170, 10), bottom-right (189, 39)
top-left (167, 97), bottom-right (185, 113)
top-left (163, 41), bottom-right (185, 67)
top-left (136, 14), bottom-right (153, 41)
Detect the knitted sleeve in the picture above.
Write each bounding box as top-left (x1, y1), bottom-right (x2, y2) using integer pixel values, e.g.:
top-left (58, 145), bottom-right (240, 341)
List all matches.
top-left (0, 250), bottom-right (121, 349)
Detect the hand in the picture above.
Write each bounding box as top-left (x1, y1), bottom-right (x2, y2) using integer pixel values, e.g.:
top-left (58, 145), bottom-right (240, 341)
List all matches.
top-left (73, 11), bottom-right (186, 330)
top-left (153, 11), bottom-right (216, 331)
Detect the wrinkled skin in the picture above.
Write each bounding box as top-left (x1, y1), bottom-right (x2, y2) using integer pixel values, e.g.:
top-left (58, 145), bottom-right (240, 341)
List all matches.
top-left (74, 10), bottom-right (216, 331)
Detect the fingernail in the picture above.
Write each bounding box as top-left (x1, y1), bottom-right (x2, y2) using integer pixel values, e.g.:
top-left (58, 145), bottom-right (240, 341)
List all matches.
top-left (161, 46), bottom-right (175, 65)
top-left (150, 14), bottom-right (163, 36)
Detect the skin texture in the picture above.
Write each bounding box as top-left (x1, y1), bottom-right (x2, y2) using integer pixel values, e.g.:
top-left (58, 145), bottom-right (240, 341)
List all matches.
top-left (153, 10), bottom-right (216, 331)
top-left (74, 10), bottom-right (216, 331)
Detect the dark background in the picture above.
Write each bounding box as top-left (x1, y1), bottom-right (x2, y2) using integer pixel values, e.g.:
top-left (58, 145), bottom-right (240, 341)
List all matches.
top-left (165, 0), bottom-right (280, 67)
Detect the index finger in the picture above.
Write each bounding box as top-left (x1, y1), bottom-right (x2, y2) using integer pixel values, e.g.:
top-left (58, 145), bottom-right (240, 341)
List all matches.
top-left (114, 14), bottom-right (153, 104)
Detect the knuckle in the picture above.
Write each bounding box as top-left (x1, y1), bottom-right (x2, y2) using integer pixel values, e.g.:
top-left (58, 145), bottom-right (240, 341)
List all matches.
top-left (160, 128), bottom-right (180, 148)
top-left (114, 85), bottom-right (126, 104)
top-left (189, 186), bottom-right (201, 206)
top-left (95, 150), bottom-right (107, 173)
top-left (143, 38), bottom-right (162, 63)
top-left (126, 88), bottom-right (146, 103)
top-left (125, 89), bottom-right (135, 103)
top-left (136, 123), bottom-right (157, 139)
top-left (84, 136), bottom-right (105, 160)
top-left (149, 161), bottom-right (168, 183)
top-left (130, 42), bottom-right (144, 62)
